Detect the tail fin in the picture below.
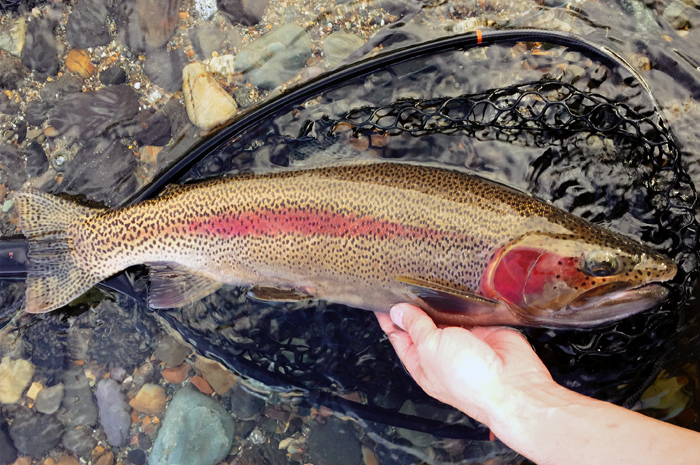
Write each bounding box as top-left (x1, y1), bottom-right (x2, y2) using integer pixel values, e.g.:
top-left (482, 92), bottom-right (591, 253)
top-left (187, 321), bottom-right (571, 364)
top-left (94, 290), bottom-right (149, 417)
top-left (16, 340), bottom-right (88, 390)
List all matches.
top-left (13, 191), bottom-right (106, 313)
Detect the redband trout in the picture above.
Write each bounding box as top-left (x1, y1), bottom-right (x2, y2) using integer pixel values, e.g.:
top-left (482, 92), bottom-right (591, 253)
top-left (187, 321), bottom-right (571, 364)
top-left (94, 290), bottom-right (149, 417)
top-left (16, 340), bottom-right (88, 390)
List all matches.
top-left (13, 162), bottom-right (676, 328)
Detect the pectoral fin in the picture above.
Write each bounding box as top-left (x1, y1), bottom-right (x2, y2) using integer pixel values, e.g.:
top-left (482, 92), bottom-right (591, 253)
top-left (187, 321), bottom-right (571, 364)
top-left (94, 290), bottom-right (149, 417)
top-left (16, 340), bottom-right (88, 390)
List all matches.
top-left (148, 264), bottom-right (222, 308)
top-left (397, 276), bottom-right (499, 315)
top-left (248, 286), bottom-right (314, 302)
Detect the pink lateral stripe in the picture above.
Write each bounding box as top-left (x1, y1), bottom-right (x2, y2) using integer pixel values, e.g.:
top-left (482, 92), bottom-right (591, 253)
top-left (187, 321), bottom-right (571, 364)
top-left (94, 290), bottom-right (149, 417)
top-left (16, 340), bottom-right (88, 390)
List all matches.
top-left (187, 208), bottom-right (449, 241)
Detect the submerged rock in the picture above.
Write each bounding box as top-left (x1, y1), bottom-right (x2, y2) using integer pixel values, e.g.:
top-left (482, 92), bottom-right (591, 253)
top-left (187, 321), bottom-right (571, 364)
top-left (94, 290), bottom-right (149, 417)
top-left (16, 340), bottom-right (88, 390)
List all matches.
top-left (95, 379), bottom-right (131, 447)
top-left (236, 24), bottom-right (311, 89)
top-left (182, 61), bottom-right (238, 130)
top-left (323, 31), bottom-right (364, 66)
top-left (62, 367), bottom-right (98, 427)
top-left (8, 407), bottom-right (64, 457)
top-left (112, 0), bottom-right (179, 51)
top-left (0, 54), bottom-right (25, 90)
top-left (217, 0), bottom-right (270, 26)
top-left (0, 17), bottom-right (26, 57)
top-left (62, 427), bottom-right (98, 460)
top-left (130, 383), bottom-right (167, 415)
top-left (308, 417), bottom-right (362, 465)
top-left (35, 383), bottom-right (64, 414)
top-left (66, 0), bottom-right (111, 48)
top-left (21, 17), bottom-right (59, 76)
top-left (0, 357), bottom-right (35, 404)
top-left (144, 46), bottom-right (190, 93)
top-left (148, 386), bottom-right (235, 465)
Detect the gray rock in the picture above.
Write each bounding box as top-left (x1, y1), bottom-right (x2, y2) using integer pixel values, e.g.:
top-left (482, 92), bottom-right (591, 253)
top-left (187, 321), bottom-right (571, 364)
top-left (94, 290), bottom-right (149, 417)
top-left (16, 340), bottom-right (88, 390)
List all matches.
top-left (95, 379), bottom-right (131, 447)
top-left (148, 386), bottom-right (235, 465)
top-left (21, 18), bottom-right (59, 76)
top-left (0, 92), bottom-right (19, 116)
top-left (62, 427), bottom-right (97, 459)
top-left (143, 46), bottom-right (189, 93)
top-left (1, 420), bottom-right (17, 465)
top-left (8, 407), bottom-right (64, 457)
top-left (154, 335), bottom-right (190, 367)
top-left (39, 73), bottom-right (83, 104)
top-left (323, 31), bottom-right (364, 66)
top-left (664, 1), bottom-right (691, 29)
top-left (236, 24), bottom-right (311, 90)
top-left (35, 383), bottom-right (64, 414)
top-left (227, 384), bottom-right (265, 420)
top-left (0, 54), bottom-right (25, 90)
top-left (217, 0), bottom-right (270, 26)
top-left (47, 85), bottom-right (139, 141)
top-left (62, 367), bottom-right (99, 427)
top-left (133, 110), bottom-right (172, 147)
top-left (112, 0), bottom-right (179, 51)
top-left (66, 0), bottom-right (111, 48)
top-left (308, 417), bottom-right (362, 465)
top-left (100, 66), bottom-right (128, 85)
top-left (25, 100), bottom-right (52, 126)
top-left (0, 144), bottom-right (26, 191)
top-left (189, 23), bottom-right (226, 58)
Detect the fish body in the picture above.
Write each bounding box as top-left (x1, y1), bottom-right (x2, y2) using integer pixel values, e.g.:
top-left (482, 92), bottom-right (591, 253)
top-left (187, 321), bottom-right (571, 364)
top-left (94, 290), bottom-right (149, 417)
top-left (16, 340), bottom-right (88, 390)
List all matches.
top-left (14, 162), bottom-right (676, 328)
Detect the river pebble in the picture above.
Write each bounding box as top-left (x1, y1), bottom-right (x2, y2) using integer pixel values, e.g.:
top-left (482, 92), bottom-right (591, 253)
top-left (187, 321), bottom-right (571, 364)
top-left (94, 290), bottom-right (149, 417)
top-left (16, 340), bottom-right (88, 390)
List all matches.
top-left (227, 383), bottom-right (265, 420)
top-left (217, 0), bottom-right (270, 26)
top-left (95, 378), bottom-right (131, 447)
top-left (236, 23), bottom-right (311, 90)
top-left (183, 61), bottom-right (238, 130)
top-left (308, 417), bottom-right (362, 465)
top-left (0, 54), bottom-right (25, 90)
top-left (0, 422), bottom-right (17, 465)
top-left (194, 356), bottom-right (237, 395)
top-left (148, 386), bottom-right (235, 465)
top-left (62, 367), bottom-right (99, 427)
top-left (154, 335), bottom-right (190, 367)
top-left (0, 357), bottom-right (35, 404)
top-left (0, 17), bottom-right (26, 57)
top-left (144, 46), bottom-right (190, 93)
top-left (100, 66), bottom-right (128, 85)
top-left (8, 407), bottom-right (64, 457)
top-left (323, 31), bottom-right (365, 66)
top-left (130, 383), bottom-right (167, 415)
top-left (62, 427), bottom-right (98, 460)
top-left (66, 0), bottom-right (111, 48)
top-left (112, 0), bottom-right (179, 52)
top-left (65, 48), bottom-right (95, 79)
top-left (189, 23), bottom-right (226, 58)
top-left (21, 17), bottom-right (59, 76)
top-left (39, 73), bottom-right (82, 103)
top-left (35, 383), bottom-right (64, 414)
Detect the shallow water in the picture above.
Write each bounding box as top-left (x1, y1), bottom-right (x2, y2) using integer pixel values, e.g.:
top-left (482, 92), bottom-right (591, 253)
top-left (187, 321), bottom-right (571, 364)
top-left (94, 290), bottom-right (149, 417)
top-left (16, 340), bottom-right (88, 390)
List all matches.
top-left (1, 1), bottom-right (700, 464)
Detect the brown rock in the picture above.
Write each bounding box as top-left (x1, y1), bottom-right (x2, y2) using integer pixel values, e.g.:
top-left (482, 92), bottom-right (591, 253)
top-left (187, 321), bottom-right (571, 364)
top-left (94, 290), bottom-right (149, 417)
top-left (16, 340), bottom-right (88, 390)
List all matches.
top-left (56, 455), bottom-right (81, 465)
top-left (162, 363), bottom-right (190, 384)
top-left (66, 49), bottom-right (95, 79)
top-left (189, 375), bottom-right (213, 395)
top-left (94, 452), bottom-right (114, 465)
top-left (129, 383), bottom-right (167, 414)
top-left (194, 357), bottom-right (236, 395)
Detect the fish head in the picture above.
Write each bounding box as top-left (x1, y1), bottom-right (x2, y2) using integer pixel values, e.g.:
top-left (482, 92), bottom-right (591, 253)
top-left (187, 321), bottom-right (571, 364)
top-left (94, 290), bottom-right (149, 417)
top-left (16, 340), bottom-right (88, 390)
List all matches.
top-left (481, 232), bottom-right (677, 327)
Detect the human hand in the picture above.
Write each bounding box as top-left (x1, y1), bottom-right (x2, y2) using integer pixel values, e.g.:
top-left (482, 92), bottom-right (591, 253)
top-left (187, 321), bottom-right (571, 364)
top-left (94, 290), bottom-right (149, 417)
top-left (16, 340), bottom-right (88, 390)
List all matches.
top-left (376, 303), bottom-right (555, 427)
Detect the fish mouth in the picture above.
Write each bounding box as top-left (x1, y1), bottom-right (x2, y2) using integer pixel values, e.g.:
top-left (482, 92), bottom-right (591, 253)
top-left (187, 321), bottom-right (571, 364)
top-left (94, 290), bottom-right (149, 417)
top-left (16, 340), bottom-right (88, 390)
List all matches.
top-left (552, 283), bottom-right (671, 328)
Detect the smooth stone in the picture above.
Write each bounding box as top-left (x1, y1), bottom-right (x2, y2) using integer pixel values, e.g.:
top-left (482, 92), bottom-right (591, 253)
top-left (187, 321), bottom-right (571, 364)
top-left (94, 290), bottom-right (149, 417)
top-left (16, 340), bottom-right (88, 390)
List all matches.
top-left (236, 24), bottom-right (311, 89)
top-left (323, 31), bottom-right (364, 66)
top-left (0, 17), bottom-right (26, 56)
top-left (227, 384), bottom-right (264, 420)
top-left (95, 452), bottom-right (115, 465)
top-left (144, 46), bottom-right (190, 93)
top-left (21, 17), bottom-right (59, 76)
top-left (35, 383), bottom-right (64, 414)
top-left (0, 144), bottom-right (26, 191)
top-left (205, 54), bottom-right (235, 84)
top-left (1, 421), bottom-right (17, 465)
top-left (154, 335), bottom-right (190, 367)
top-left (127, 449), bottom-right (147, 465)
top-left (39, 73), bottom-right (82, 103)
top-left (308, 417), bottom-right (362, 465)
top-left (162, 364), bottom-right (191, 384)
top-left (182, 61), bottom-right (238, 130)
top-left (189, 23), bottom-right (226, 58)
top-left (193, 0), bottom-right (218, 19)
top-left (217, 0), bottom-right (269, 26)
top-left (193, 357), bottom-right (236, 395)
top-left (65, 48), bottom-right (95, 79)
top-left (66, 0), bottom-right (111, 48)
top-left (100, 66), bottom-right (128, 85)
top-left (0, 357), bottom-right (35, 404)
top-left (8, 407), bottom-right (64, 457)
top-left (148, 386), bottom-right (235, 465)
top-left (47, 85), bottom-right (139, 141)
top-left (95, 379), bottom-right (131, 447)
top-left (130, 383), bottom-right (167, 415)
top-left (0, 93), bottom-right (20, 115)
top-left (25, 100), bottom-right (52, 126)
top-left (232, 86), bottom-right (256, 109)
top-left (664, 1), bottom-right (690, 28)
top-left (62, 427), bottom-right (97, 460)
top-left (112, 0), bottom-right (179, 51)
top-left (133, 110), bottom-right (172, 147)
top-left (61, 367), bottom-right (99, 427)
top-left (0, 54), bottom-right (25, 90)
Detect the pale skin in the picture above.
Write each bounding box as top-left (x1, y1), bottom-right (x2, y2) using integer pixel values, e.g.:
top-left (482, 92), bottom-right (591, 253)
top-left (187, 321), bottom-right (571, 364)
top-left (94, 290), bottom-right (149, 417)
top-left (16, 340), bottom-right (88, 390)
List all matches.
top-left (376, 304), bottom-right (700, 465)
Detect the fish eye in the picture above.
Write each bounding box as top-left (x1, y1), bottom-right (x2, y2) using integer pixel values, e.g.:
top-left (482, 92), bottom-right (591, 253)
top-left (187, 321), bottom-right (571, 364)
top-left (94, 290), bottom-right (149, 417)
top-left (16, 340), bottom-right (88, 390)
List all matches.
top-left (584, 251), bottom-right (619, 277)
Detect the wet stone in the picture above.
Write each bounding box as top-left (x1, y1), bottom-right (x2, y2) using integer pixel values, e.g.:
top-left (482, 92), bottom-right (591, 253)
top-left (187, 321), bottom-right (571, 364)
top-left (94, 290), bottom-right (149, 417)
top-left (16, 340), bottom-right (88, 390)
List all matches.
top-left (112, 0), bottom-right (179, 52)
top-left (40, 74), bottom-right (82, 104)
top-left (24, 141), bottom-right (48, 178)
top-left (35, 383), bottom-right (64, 414)
top-left (0, 93), bottom-right (20, 115)
top-left (308, 417), bottom-right (362, 465)
top-left (144, 46), bottom-right (190, 93)
top-left (664, 1), bottom-right (691, 28)
top-left (0, 17), bottom-right (26, 57)
top-left (133, 110), bottom-right (172, 147)
top-left (8, 407), bottom-right (64, 457)
top-left (236, 23), bottom-right (312, 89)
top-left (148, 386), bottom-right (235, 465)
top-left (21, 17), bottom-right (59, 76)
top-left (0, 420), bottom-right (17, 465)
top-left (127, 449), bottom-right (147, 465)
top-left (130, 383), bottom-right (166, 415)
top-left (62, 366), bottom-right (98, 427)
top-left (227, 384), bottom-right (264, 420)
top-left (0, 144), bottom-right (26, 191)
top-left (22, 315), bottom-right (68, 382)
top-left (233, 86), bottom-right (256, 109)
top-left (323, 31), bottom-right (364, 66)
top-left (66, 0), bottom-right (111, 48)
top-left (47, 85), bottom-right (139, 141)
top-left (154, 335), bottom-right (190, 367)
top-left (62, 427), bottom-right (97, 460)
top-left (100, 66), bottom-right (128, 85)
top-left (96, 379), bottom-right (131, 447)
top-left (0, 53), bottom-right (25, 90)
top-left (189, 23), bottom-right (226, 58)
top-left (217, 0), bottom-right (270, 26)
top-left (25, 100), bottom-right (52, 126)
top-left (0, 357), bottom-right (35, 404)
top-left (183, 61), bottom-right (238, 130)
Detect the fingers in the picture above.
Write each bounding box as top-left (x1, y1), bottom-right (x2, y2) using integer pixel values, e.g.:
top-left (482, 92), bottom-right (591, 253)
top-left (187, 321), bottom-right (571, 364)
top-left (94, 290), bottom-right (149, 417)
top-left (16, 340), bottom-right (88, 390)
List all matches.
top-left (390, 303), bottom-right (438, 348)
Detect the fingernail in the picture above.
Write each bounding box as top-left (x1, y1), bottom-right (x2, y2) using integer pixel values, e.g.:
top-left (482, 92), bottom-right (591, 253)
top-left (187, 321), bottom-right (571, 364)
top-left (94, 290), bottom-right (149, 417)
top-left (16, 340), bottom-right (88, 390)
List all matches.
top-left (390, 305), bottom-right (405, 331)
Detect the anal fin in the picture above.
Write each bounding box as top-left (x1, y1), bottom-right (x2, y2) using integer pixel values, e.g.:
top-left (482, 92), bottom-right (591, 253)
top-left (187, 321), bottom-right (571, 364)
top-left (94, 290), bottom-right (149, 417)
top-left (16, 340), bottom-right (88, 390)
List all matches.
top-left (397, 276), bottom-right (499, 315)
top-left (148, 264), bottom-right (222, 308)
top-left (248, 286), bottom-right (314, 303)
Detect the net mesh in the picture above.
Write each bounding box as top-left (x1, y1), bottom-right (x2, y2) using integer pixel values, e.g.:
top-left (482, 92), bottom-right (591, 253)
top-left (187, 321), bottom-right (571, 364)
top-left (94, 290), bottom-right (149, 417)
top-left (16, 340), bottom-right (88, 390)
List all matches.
top-left (155, 79), bottom-right (698, 439)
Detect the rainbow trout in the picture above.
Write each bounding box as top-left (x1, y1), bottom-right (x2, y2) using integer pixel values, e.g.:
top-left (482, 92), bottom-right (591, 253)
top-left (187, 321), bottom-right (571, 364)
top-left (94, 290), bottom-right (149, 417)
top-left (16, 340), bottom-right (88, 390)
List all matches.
top-left (14, 162), bottom-right (675, 328)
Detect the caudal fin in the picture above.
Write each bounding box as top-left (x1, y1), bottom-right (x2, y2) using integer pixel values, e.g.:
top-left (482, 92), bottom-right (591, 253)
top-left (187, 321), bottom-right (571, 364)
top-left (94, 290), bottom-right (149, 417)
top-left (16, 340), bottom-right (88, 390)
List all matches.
top-left (13, 191), bottom-right (106, 313)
